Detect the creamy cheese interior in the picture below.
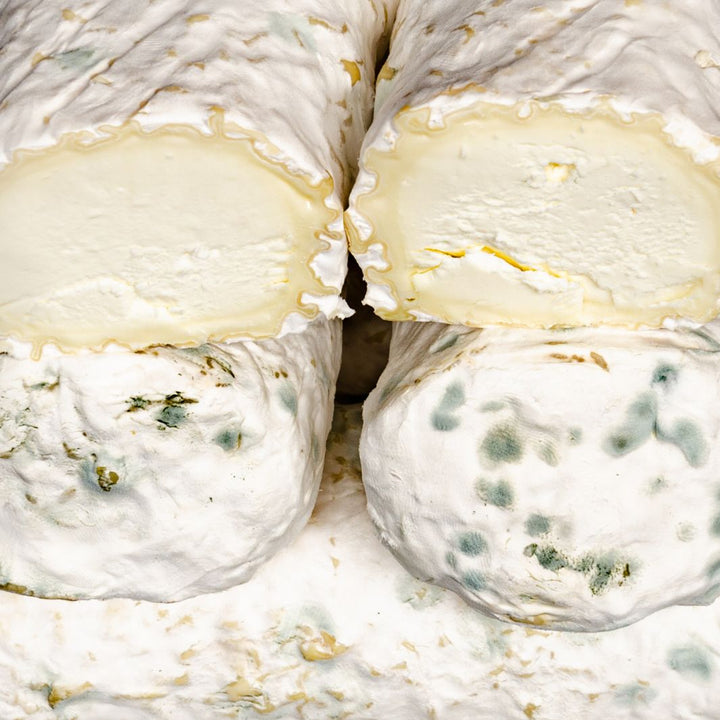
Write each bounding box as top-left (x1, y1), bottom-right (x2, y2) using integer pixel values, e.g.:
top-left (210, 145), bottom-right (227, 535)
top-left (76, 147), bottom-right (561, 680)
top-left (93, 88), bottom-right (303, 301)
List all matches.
top-left (0, 126), bottom-right (337, 349)
top-left (352, 103), bottom-right (720, 327)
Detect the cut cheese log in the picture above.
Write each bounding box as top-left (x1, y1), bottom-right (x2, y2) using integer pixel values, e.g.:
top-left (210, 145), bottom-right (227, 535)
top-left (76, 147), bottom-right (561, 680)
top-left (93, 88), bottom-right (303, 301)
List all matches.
top-left (361, 321), bottom-right (720, 631)
top-left (347, 0), bottom-right (720, 328)
top-left (0, 317), bottom-right (340, 601)
top-left (0, 0), bottom-right (395, 350)
top-left (1, 405), bottom-right (720, 719)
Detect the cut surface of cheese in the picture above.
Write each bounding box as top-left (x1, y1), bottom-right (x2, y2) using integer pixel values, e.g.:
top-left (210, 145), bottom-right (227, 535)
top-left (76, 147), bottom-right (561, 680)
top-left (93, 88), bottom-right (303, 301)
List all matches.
top-left (1, 405), bottom-right (720, 719)
top-left (0, 0), bottom-right (396, 349)
top-left (0, 318), bottom-right (340, 601)
top-left (361, 321), bottom-right (720, 631)
top-left (346, 0), bottom-right (720, 328)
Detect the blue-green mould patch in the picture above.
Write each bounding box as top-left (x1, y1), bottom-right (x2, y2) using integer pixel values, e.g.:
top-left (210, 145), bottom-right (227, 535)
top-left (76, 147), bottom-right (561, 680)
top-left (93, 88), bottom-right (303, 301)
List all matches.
top-left (480, 423), bottom-right (523, 464)
top-left (480, 400), bottom-right (506, 413)
top-left (476, 478), bottom-right (514, 508)
top-left (536, 440), bottom-right (558, 466)
top-left (667, 645), bottom-right (713, 681)
top-left (652, 363), bottom-right (679, 388)
top-left (523, 544), bottom-right (632, 595)
top-left (462, 570), bottom-right (486, 591)
top-left (29, 380), bottom-right (60, 392)
top-left (567, 427), bottom-right (583, 445)
top-left (525, 514), bottom-right (551, 537)
top-left (445, 551), bottom-right (458, 570)
top-left (378, 373), bottom-right (404, 404)
top-left (54, 47), bottom-right (96, 70)
top-left (215, 429), bottom-right (242, 451)
top-left (656, 419), bottom-right (708, 468)
top-left (278, 383), bottom-right (298, 415)
top-left (430, 333), bottom-right (459, 354)
top-left (125, 392), bottom-right (198, 429)
top-left (604, 392), bottom-right (708, 467)
top-left (604, 393), bottom-right (656, 457)
top-left (710, 515), bottom-right (720, 537)
top-left (458, 531), bottom-right (487, 557)
top-left (157, 405), bottom-right (187, 428)
top-left (126, 396), bottom-right (151, 412)
top-left (431, 382), bottom-right (465, 432)
top-left (613, 683), bottom-right (658, 707)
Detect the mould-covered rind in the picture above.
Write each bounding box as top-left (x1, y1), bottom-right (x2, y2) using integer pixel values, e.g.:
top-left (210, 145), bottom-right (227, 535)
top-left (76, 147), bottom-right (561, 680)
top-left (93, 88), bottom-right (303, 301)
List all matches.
top-left (0, 317), bottom-right (340, 601)
top-left (361, 320), bottom-right (720, 631)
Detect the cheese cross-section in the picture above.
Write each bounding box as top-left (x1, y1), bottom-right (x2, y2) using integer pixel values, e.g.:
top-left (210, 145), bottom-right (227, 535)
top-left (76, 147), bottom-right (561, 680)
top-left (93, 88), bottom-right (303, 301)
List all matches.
top-left (347, 0), bottom-right (720, 328)
top-left (0, 0), bottom-right (396, 349)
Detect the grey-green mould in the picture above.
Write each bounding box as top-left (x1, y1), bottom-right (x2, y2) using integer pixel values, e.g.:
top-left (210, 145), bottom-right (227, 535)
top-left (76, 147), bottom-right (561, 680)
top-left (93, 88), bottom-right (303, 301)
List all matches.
top-left (361, 320), bottom-right (720, 631)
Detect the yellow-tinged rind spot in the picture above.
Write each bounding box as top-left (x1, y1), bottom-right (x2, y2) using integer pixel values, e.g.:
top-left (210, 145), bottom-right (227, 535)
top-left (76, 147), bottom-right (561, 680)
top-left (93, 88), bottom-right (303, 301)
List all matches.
top-left (48, 682), bottom-right (93, 709)
top-left (225, 677), bottom-right (263, 701)
top-left (377, 64), bottom-right (398, 82)
top-left (299, 631), bottom-right (349, 661)
top-left (341, 59), bottom-right (361, 86)
top-left (187, 13), bottom-right (210, 23)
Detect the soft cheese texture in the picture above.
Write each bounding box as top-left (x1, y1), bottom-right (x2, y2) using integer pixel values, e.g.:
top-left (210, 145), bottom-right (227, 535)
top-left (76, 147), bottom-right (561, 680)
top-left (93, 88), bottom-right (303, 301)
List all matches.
top-left (361, 321), bottom-right (720, 631)
top-left (0, 318), bottom-right (340, 601)
top-left (346, 0), bottom-right (720, 328)
top-left (1, 405), bottom-right (719, 719)
top-left (0, 0), bottom-right (396, 349)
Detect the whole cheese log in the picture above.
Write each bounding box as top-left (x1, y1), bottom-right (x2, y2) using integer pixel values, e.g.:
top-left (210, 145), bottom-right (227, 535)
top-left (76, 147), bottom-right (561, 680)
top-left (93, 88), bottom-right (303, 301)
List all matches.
top-left (0, 0), bottom-right (395, 350)
top-left (0, 318), bottom-right (340, 601)
top-left (1, 406), bottom-right (720, 720)
top-left (361, 321), bottom-right (720, 631)
top-left (346, 0), bottom-right (720, 329)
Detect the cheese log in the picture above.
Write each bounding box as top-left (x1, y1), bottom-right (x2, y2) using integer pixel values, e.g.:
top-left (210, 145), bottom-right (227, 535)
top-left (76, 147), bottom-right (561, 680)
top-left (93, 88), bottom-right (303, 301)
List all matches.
top-left (1, 405), bottom-right (720, 719)
top-left (0, 317), bottom-right (340, 601)
top-left (346, 0), bottom-right (720, 329)
top-left (361, 321), bottom-right (720, 631)
top-left (0, 0), bottom-right (395, 350)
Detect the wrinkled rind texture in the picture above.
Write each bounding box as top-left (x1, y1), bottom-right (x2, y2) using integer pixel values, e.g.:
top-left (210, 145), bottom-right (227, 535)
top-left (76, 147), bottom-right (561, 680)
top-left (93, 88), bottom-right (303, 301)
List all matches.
top-left (0, 406), bottom-right (720, 719)
top-left (348, 0), bottom-right (720, 319)
top-left (361, 320), bottom-right (720, 631)
top-left (0, 0), bottom-right (397, 340)
top-left (0, 318), bottom-right (340, 601)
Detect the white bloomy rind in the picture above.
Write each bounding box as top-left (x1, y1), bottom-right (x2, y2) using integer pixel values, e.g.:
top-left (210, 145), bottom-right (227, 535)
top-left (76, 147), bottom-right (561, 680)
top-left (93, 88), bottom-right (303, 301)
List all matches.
top-left (0, 317), bottom-right (340, 601)
top-left (1, 406), bottom-right (720, 719)
top-left (347, 0), bottom-right (720, 329)
top-left (0, 0), bottom-right (395, 350)
top-left (361, 320), bottom-right (720, 632)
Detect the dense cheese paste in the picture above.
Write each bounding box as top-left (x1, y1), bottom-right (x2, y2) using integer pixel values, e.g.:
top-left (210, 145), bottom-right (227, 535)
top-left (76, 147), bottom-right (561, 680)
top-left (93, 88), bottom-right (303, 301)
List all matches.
top-left (0, 318), bottom-right (340, 601)
top-left (361, 321), bottom-right (720, 631)
top-left (0, 405), bottom-right (719, 719)
top-left (346, 0), bottom-right (720, 328)
top-left (0, 0), bottom-right (396, 350)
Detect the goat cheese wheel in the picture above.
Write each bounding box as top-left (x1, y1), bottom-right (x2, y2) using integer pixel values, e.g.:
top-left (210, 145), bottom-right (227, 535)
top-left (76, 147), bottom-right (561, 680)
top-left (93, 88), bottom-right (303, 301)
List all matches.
top-left (1, 406), bottom-right (720, 720)
top-left (0, 318), bottom-right (340, 601)
top-left (361, 321), bottom-right (720, 631)
top-left (0, 0), bottom-right (395, 350)
top-left (347, 0), bottom-right (720, 328)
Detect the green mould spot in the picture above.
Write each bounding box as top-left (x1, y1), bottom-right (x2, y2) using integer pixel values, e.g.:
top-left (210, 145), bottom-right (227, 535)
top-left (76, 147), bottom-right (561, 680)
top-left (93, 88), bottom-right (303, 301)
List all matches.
top-left (525, 514), bottom-right (551, 537)
top-left (710, 515), bottom-right (720, 537)
top-left (126, 396), bottom-right (151, 412)
top-left (568, 427), bottom-right (583, 445)
top-left (534, 545), bottom-right (568, 572)
top-left (215, 429), bottom-right (242, 451)
top-left (480, 400), bottom-right (506, 413)
top-left (657, 419), bottom-right (708, 468)
top-left (157, 405), bottom-right (186, 428)
top-left (667, 646), bottom-right (712, 681)
top-left (445, 551), bottom-right (458, 570)
top-left (613, 683), bottom-right (658, 707)
top-left (585, 555), bottom-right (619, 595)
top-left (96, 466), bottom-right (119, 492)
top-left (430, 333), bottom-right (459, 353)
top-left (476, 478), bottom-right (514, 508)
top-left (480, 424), bottom-right (523, 464)
top-left (536, 441), bottom-right (558, 466)
top-left (462, 570), bottom-right (486, 591)
top-left (603, 393), bottom-right (656, 457)
top-left (54, 47), bottom-right (96, 70)
top-left (431, 382), bottom-right (465, 432)
top-left (458, 531), bottom-right (487, 557)
top-left (279, 383), bottom-right (298, 416)
top-left (652, 363), bottom-right (679, 388)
